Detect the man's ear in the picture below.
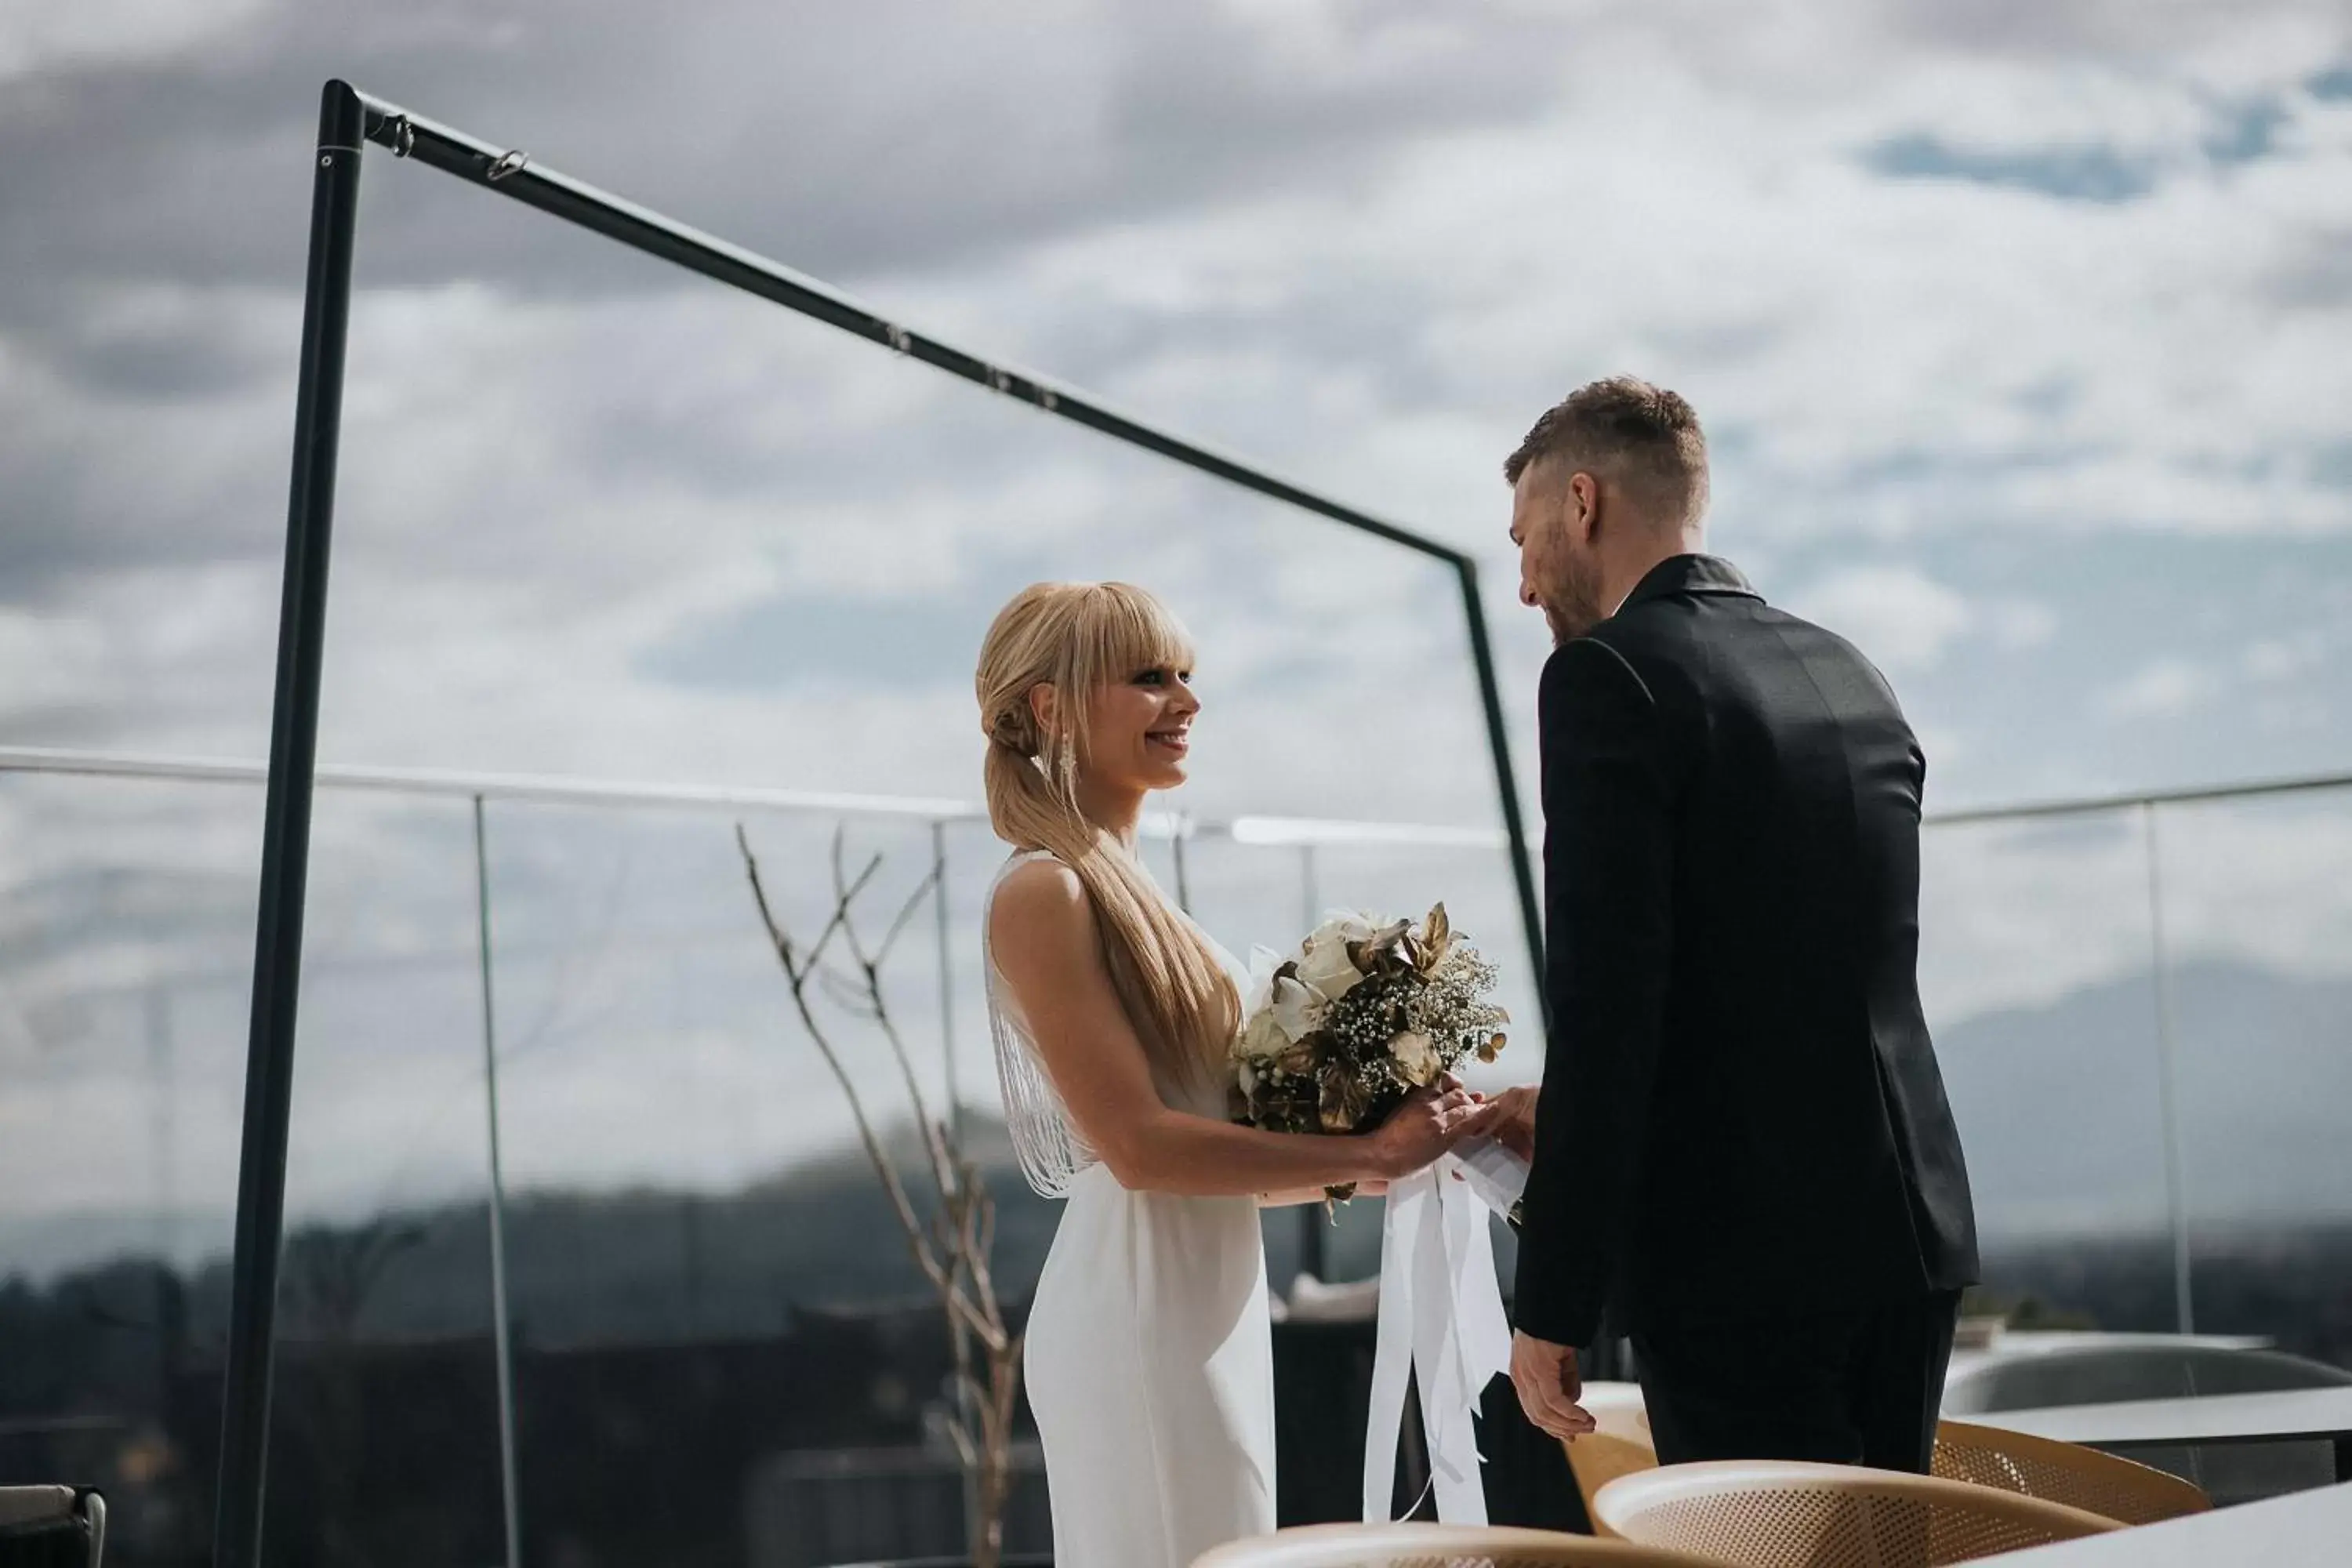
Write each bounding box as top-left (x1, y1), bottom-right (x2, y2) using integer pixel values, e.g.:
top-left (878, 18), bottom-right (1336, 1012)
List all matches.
top-left (1566, 470), bottom-right (1601, 543)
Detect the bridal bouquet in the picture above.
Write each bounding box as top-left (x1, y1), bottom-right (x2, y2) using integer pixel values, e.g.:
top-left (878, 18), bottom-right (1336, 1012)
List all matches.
top-left (1229, 904), bottom-right (1508, 1203)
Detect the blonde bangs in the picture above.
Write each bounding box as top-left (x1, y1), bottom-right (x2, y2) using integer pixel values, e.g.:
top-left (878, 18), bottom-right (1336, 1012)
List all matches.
top-left (1076, 582), bottom-right (1196, 687)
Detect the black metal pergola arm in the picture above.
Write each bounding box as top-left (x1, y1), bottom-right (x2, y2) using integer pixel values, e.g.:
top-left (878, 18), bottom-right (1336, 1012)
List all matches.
top-left (351, 82), bottom-right (1544, 985)
top-left (358, 91), bottom-right (1463, 564)
top-left (214, 77), bottom-right (1544, 1568)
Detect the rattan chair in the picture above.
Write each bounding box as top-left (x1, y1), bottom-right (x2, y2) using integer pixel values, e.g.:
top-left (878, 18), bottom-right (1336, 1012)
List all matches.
top-left (1933, 1417), bottom-right (2212, 1526)
top-left (1192, 1522), bottom-right (1720, 1567)
top-left (1592, 1460), bottom-right (2119, 1567)
top-left (1562, 1381), bottom-right (1660, 1537)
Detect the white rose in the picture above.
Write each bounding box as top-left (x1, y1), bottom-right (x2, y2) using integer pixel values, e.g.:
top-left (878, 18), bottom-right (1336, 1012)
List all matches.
top-left (1312, 911), bottom-right (1379, 946)
top-left (1243, 946), bottom-right (1285, 1018)
top-left (1269, 973), bottom-right (1327, 1042)
top-left (1295, 929), bottom-right (1367, 1004)
top-left (1237, 1005), bottom-right (1289, 1059)
top-left (1389, 1029), bottom-right (1439, 1087)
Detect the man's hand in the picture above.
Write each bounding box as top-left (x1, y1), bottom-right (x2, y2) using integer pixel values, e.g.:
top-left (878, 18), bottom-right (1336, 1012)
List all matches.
top-left (1510, 1330), bottom-right (1594, 1441)
top-left (1461, 1083), bottom-right (1538, 1161)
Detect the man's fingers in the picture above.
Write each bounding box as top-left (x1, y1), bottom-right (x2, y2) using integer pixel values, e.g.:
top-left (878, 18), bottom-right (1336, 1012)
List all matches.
top-left (1460, 1101), bottom-right (1514, 1136)
top-left (1526, 1372), bottom-right (1595, 1439)
top-left (1531, 1367), bottom-right (1590, 1435)
top-left (1518, 1381), bottom-right (1594, 1440)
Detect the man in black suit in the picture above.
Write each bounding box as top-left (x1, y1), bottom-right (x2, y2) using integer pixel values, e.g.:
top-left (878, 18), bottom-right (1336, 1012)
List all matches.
top-left (1468, 377), bottom-right (1978, 1472)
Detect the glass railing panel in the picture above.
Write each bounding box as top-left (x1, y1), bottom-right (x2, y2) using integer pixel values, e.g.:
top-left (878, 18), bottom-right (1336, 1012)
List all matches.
top-left (0, 771), bottom-right (260, 1565)
top-left (473, 799), bottom-right (1032, 1565)
top-left (2142, 788), bottom-right (2352, 1363)
top-left (1918, 810), bottom-right (2181, 1330)
top-left (266, 789), bottom-right (505, 1566)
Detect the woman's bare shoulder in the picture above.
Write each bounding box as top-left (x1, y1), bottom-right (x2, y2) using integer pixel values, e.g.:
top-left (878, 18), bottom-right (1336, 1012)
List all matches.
top-left (990, 857), bottom-right (1091, 954)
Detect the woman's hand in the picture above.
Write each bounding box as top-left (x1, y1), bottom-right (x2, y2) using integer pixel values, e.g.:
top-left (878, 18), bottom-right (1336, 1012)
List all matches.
top-left (1364, 1083), bottom-right (1478, 1180)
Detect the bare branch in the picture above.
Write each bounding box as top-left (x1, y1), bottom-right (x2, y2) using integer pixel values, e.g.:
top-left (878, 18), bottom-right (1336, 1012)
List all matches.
top-left (837, 834), bottom-right (959, 1207)
top-left (739, 826), bottom-right (945, 1287)
top-left (875, 858), bottom-right (943, 969)
top-left (740, 820), bottom-right (1022, 1566)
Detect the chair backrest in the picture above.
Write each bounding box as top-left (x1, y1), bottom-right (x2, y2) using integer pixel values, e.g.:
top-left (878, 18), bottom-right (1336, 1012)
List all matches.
top-left (1593, 1459), bottom-right (2119, 1567)
top-left (1189, 1522), bottom-right (1715, 1567)
top-left (1942, 1343), bottom-right (2352, 1414)
top-left (1562, 1382), bottom-right (1661, 1537)
top-left (1933, 1417), bottom-right (2212, 1525)
top-left (0, 1486), bottom-right (105, 1567)
top-left (0, 1488), bottom-right (75, 1530)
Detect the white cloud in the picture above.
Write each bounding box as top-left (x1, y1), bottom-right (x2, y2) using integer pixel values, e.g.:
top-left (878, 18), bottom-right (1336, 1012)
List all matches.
top-left (1785, 564), bottom-right (1977, 671)
top-left (1987, 600), bottom-right (2060, 649)
top-left (0, 0), bottom-right (270, 81)
top-left (2101, 655), bottom-right (2223, 718)
top-left (2242, 627), bottom-right (2332, 681)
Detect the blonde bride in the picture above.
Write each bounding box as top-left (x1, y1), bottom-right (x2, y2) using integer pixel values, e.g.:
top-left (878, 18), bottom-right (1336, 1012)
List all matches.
top-left (975, 580), bottom-right (1475, 1567)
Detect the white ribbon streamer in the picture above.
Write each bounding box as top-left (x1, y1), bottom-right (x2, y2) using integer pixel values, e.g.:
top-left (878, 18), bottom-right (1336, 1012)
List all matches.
top-left (1360, 1152), bottom-right (1515, 1523)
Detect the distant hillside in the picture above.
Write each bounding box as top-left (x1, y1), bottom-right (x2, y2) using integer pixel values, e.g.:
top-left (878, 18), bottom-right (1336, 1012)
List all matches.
top-left (22, 1116), bottom-right (1066, 1353)
top-left (9, 959), bottom-right (2348, 1352)
top-left (1935, 960), bottom-right (2352, 1237)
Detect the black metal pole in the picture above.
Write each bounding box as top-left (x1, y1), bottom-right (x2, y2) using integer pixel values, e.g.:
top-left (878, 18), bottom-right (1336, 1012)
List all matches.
top-left (213, 77), bottom-right (365, 1568)
top-left (1456, 559), bottom-right (1545, 1019)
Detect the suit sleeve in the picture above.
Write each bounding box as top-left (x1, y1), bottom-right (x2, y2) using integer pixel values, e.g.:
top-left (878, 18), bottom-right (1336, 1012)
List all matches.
top-left (1511, 636), bottom-right (1674, 1348)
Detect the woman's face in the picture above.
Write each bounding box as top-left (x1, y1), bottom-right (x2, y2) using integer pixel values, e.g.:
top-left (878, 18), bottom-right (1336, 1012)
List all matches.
top-left (1081, 659), bottom-right (1200, 794)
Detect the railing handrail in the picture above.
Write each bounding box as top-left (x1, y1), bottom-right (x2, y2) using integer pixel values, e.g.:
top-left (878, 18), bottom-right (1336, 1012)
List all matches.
top-left (6, 742), bottom-right (2348, 841)
top-left (0, 743), bottom-right (979, 822)
top-left (0, 743), bottom-right (1512, 849)
top-left (1924, 769), bottom-right (2352, 826)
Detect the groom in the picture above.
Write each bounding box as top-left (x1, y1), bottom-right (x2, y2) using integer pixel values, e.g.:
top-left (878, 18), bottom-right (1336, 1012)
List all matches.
top-left (1471, 377), bottom-right (1978, 1473)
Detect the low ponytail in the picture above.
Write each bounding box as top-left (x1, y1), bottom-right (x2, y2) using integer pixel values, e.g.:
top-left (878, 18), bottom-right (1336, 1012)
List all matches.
top-left (976, 583), bottom-right (1239, 1080)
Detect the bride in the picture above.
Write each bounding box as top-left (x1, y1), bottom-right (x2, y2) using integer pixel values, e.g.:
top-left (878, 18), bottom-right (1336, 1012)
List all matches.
top-left (975, 580), bottom-right (1479, 1566)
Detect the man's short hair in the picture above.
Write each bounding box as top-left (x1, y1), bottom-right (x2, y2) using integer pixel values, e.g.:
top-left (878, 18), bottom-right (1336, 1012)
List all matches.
top-left (1504, 376), bottom-right (1709, 525)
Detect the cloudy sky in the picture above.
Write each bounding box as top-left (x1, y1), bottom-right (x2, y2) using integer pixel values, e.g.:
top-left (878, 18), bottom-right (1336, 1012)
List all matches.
top-left (3, 1), bottom-right (2350, 1250)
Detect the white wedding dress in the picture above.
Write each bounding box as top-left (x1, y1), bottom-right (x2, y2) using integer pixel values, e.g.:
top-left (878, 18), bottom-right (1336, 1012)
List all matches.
top-left (984, 849), bottom-right (1276, 1567)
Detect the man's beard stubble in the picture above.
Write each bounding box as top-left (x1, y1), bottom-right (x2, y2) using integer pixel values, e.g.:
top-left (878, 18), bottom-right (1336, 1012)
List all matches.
top-left (1542, 552), bottom-right (1607, 646)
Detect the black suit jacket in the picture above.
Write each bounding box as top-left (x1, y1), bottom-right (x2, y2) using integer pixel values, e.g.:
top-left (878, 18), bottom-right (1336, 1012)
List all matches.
top-left (1511, 554), bottom-right (1978, 1348)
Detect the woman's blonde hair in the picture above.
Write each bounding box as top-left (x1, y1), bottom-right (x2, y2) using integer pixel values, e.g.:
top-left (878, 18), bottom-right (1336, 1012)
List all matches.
top-left (976, 582), bottom-right (1240, 1080)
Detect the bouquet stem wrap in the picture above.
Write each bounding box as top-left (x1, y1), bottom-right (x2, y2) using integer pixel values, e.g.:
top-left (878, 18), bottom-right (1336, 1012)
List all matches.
top-left (1361, 1152), bottom-right (1513, 1523)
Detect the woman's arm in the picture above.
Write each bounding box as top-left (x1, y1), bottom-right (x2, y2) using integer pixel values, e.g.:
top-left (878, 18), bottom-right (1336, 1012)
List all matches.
top-left (991, 861), bottom-right (1469, 1196)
